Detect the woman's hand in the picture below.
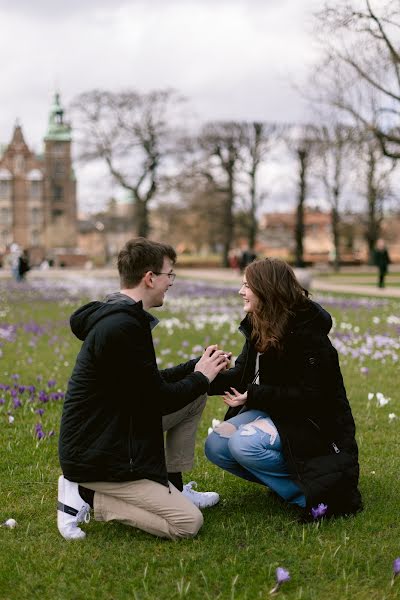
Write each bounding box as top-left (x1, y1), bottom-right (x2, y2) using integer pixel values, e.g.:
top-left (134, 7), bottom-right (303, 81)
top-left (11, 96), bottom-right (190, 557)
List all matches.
top-left (222, 387), bottom-right (247, 407)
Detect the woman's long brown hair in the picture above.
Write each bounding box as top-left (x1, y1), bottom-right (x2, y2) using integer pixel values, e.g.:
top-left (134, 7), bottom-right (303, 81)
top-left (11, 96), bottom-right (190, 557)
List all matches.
top-left (245, 258), bottom-right (309, 353)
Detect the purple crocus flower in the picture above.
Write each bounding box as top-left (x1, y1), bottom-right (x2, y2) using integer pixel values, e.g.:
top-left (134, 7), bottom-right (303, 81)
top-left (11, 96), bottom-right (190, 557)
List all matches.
top-left (270, 567), bottom-right (290, 595)
top-left (311, 503), bottom-right (328, 520)
top-left (38, 391), bottom-right (49, 403)
top-left (35, 408), bottom-right (45, 416)
top-left (393, 557), bottom-right (400, 585)
top-left (47, 379), bottom-right (56, 388)
top-left (35, 423), bottom-right (45, 440)
top-left (12, 398), bottom-right (22, 409)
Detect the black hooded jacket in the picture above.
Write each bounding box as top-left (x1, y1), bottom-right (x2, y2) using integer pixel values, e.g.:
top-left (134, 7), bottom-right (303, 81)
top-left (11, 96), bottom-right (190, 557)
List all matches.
top-left (209, 300), bottom-right (362, 517)
top-left (59, 296), bottom-right (209, 486)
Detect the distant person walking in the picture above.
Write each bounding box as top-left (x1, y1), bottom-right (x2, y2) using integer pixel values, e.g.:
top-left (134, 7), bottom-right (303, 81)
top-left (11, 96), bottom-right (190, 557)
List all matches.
top-left (239, 248), bottom-right (257, 273)
top-left (18, 249), bottom-right (31, 281)
top-left (373, 239), bottom-right (391, 288)
top-left (7, 243), bottom-right (21, 281)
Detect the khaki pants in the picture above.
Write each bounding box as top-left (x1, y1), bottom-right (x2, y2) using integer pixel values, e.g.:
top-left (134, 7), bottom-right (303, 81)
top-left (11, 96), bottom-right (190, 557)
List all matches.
top-left (81, 394), bottom-right (207, 539)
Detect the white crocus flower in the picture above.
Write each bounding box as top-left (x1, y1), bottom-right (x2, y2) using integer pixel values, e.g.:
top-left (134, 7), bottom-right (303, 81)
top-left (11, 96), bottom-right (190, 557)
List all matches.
top-left (1, 518), bottom-right (17, 528)
top-left (208, 418), bottom-right (221, 435)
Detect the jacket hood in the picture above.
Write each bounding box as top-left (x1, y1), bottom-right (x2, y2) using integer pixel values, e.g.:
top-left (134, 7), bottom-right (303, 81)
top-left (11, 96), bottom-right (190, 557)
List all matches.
top-left (239, 300), bottom-right (332, 339)
top-left (288, 300), bottom-right (332, 335)
top-left (70, 299), bottom-right (148, 341)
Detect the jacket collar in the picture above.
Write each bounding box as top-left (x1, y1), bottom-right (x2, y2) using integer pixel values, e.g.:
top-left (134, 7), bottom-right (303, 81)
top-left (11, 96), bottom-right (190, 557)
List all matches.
top-left (105, 292), bottom-right (159, 329)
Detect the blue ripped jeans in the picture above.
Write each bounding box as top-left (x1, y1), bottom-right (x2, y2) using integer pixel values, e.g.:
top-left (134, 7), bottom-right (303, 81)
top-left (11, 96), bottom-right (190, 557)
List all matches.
top-left (205, 409), bottom-right (306, 507)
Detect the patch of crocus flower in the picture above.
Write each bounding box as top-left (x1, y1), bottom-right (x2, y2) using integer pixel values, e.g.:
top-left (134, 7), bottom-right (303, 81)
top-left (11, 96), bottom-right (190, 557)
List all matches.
top-left (392, 557), bottom-right (400, 586)
top-left (269, 567), bottom-right (290, 595)
top-left (376, 392), bottom-right (390, 407)
top-left (1, 518), bottom-right (17, 529)
top-left (311, 503), bottom-right (328, 520)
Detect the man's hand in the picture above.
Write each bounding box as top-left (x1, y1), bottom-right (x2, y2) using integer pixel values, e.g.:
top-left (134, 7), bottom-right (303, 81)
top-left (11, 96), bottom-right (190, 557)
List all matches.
top-left (194, 345), bottom-right (230, 383)
top-left (222, 387), bottom-right (247, 407)
top-left (220, 351), bottom-right (232, 371)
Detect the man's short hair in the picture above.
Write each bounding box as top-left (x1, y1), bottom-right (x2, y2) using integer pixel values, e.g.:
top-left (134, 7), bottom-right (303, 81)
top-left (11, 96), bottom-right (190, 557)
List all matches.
top-left (118, 238), bottom-right (177, 288)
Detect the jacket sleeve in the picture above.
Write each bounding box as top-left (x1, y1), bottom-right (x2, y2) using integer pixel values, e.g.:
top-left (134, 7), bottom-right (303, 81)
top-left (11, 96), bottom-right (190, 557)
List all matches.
top-left (207, 341), bottom-right (248, 396)
top-left (95, 317), bottom-right (209, 415)
top-left (160, 358), bottom-right (199, 382)
top-left (245, 341), bottom-right (339, 418)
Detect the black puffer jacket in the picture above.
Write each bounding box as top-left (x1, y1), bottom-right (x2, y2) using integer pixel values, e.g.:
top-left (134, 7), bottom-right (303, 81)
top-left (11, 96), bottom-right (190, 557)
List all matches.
top-left (59, 297), bottom-right (209, 486)
top-left (209, 300), bottom-right (362, 517)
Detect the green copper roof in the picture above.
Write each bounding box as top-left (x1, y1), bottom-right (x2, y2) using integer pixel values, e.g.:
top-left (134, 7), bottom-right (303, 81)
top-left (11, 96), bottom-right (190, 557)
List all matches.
top-left (44, 92), bottom-right (72, 142)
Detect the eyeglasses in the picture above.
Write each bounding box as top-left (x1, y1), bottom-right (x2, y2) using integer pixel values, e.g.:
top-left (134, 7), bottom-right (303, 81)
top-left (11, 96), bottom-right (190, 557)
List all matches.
top-left (153, 272), bottom-right (176, 282)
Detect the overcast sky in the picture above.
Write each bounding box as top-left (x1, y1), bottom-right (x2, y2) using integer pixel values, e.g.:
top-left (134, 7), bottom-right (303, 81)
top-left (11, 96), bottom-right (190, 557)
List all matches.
top-left (0, 0), bottom-right (326, 214)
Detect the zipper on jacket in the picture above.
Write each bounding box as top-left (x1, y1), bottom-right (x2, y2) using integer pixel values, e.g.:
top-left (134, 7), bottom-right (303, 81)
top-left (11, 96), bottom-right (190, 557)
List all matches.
top-left (239, 339), bottom-right (250, 386)
top-left (307, 417), bottom-right (341, 454)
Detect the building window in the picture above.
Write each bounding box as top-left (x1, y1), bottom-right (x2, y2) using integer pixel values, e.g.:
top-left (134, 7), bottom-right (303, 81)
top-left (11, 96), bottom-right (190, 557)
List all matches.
top-left (53, 185), bottom-right (63, 202)
top-left (30, 229), bottom-right (41, 246)
top-left (14, 154), bottom-right (25, 174)
top-left (54, 161), bottom-right (65, 176)
top-left (30, 180), bottom-right (42, 199)
top-left (0, 229), bottom-right (11, 247)
top-left (31, 207), bottom-right (42, 225)
top-left (1, 207), bottom-right (12, 225)
top-left (52, 209), bottom-right (64, 219)
top-left (53, 143), bottom-right (65, 157)
top-left (0, 180), bottom-right (11, 200)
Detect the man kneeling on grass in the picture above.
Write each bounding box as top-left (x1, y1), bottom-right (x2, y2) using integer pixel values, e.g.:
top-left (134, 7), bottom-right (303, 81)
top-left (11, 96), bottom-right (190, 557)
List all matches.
top-left (57, 238), bottom-right (229, 540)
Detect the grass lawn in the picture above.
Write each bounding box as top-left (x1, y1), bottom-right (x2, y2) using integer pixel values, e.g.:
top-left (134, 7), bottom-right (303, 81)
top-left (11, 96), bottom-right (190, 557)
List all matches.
top-left (1, 277), bottom-right (399, 600)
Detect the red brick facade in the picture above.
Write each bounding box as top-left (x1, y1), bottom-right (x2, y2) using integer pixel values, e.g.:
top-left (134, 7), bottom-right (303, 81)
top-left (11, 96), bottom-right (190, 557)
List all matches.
top-left (0, 93), bottom-right (77, 263)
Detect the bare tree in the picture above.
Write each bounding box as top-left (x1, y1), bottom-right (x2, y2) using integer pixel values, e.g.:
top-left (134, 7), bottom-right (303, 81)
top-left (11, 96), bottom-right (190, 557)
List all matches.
top-left (195, 122), bottom-right (246, 267)
top-left (314, 0), bottom-right (400, 159)
top-left (285, 125), bottom-right (318, 267)
top-left (313, 123), bottom-right (356, 270)
top-left (240, 123), bottom-right (279, 250)
top-left (71, 88), bottom-right (185, 237)
top-left (162, 172), bottom-right (226, 252)
top-left (354, 132), bottom-right (397, 261)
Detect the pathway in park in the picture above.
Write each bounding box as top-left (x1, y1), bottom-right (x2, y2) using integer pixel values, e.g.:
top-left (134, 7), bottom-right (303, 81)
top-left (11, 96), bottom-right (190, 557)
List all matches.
top-left (176, 268), bottom-right (400, 298)
top-left (1, 266), bottom-right (400, 298)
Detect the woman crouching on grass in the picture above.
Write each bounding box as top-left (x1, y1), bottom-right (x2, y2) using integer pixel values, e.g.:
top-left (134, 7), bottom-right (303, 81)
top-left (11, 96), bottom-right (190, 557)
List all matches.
top-left (205, 258), bottom-right (362, 520)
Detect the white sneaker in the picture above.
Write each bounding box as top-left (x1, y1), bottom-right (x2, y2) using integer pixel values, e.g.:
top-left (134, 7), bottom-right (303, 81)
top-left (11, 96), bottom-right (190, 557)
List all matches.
top-left (57, 475), bottom-right (91, 540)
top-left (182, 481), bottom-right (220, 509)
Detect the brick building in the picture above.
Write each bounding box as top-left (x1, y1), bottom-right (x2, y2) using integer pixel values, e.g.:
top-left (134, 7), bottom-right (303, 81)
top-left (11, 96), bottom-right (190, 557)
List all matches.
top-left (0, 93), bottom-right (77, 263)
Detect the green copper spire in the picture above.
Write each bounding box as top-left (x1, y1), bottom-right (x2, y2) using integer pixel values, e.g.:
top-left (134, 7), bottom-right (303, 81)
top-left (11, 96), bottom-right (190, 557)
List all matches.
top-left (44, 91), bottom-right (72, 142)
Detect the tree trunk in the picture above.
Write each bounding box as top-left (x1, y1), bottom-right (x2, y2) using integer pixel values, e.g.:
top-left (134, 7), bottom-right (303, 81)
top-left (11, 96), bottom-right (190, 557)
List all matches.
top-left (135, 197), bottom-right (150, 238)
top-left (222, 166), bottom-right (235, 267)
top-left (295, 149), bottom-right (307, 267)
top-left (248, 166), bottom-right (257, 250)
top-left (331, 204), bottom-right (340, 271)
top-left (366, 150), bottom-right (380, 264)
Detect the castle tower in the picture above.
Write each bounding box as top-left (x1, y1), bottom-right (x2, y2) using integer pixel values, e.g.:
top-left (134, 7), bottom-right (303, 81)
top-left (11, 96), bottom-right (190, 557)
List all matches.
top-left (0, 121), bottom-right (45, 251)
top-left (43, 92), bottom-right (77, 248)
